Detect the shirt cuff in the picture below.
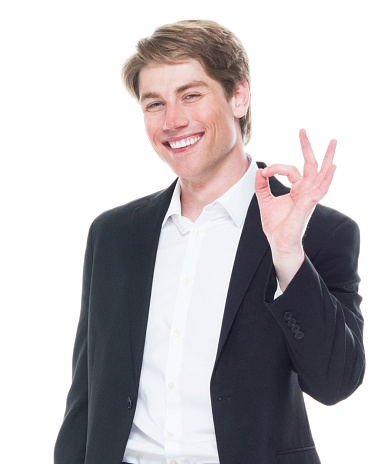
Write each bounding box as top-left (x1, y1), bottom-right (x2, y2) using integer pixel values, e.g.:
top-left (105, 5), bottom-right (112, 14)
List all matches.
top-left (274, 278), bottom-right (283, 299)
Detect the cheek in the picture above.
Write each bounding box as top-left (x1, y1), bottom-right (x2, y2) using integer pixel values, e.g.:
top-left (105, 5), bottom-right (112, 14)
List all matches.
top-left (200, 101), bottom-right (234, 130)
top-left (144, 116), bottom-right (160, 141)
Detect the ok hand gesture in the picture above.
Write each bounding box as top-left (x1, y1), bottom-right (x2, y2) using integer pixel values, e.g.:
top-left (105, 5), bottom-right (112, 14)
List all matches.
top-left (255, 129), bottom-right (337, 291)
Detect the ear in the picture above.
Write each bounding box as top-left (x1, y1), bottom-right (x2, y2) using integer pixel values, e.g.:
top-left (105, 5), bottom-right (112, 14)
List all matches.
top-left (232, 80), bottom-right (250, 119)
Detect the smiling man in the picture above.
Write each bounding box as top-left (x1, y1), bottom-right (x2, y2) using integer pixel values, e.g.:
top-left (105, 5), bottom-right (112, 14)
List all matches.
top-left (138, 59), bottom-right (250, 222)
top-left (54, 20), bottom-right (364, 464)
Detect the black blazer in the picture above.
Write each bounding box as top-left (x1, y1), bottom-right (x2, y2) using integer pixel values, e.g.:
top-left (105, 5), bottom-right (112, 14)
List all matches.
top-left (54, 167), bottom-right (364, 464)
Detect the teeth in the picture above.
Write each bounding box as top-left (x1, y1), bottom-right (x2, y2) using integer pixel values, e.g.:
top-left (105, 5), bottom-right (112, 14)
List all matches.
top-left (169, 135), bottom-right (201, 149)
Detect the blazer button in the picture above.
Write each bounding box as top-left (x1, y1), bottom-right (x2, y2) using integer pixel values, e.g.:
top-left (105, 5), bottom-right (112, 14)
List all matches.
top-left (287, 318), bottom-right (297, 327)
top-left (295, 331), bottom-right (304, 339)
top-left (291, 324), bottom-right (301, 333)
top-left (127, 397), bottom-right (133, 410)
top-left (284, 311), bottom-right (293, 321)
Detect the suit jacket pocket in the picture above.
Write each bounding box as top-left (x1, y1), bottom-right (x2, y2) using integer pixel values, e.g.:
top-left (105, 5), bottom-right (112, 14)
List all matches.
top-left (276, 446), bottom-right (321, 464)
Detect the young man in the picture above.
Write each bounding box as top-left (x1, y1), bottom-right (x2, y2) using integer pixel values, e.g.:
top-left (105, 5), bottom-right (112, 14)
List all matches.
top-left (54, 20), bottom-right (364, 464)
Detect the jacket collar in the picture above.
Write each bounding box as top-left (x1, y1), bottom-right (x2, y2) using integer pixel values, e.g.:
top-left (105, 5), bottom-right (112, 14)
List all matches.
top-left (127, 180), bottom-right (177, 384)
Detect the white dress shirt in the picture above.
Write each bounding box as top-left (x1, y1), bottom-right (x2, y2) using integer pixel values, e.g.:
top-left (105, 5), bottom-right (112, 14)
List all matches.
top-left (123, 158), bottom-right (258, 464)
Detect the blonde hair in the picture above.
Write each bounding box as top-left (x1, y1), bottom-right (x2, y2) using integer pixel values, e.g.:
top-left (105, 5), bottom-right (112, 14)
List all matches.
top-left (122, 20), bottom-right (252, 144)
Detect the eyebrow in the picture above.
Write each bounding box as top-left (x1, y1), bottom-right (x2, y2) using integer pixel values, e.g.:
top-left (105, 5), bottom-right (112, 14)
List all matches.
top-left (140, 80), bottom-right (210, 102)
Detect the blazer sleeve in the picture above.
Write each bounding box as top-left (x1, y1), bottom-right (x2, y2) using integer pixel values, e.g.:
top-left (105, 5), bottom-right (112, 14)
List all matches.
top-left (54, 225), bottom-right (93, 464)
top-left (265, 216), bottom-right (365, 406)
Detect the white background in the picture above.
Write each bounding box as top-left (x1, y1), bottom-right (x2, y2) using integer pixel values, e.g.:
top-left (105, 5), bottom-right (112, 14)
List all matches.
top-left (1, 0), bottom-right (370, 463)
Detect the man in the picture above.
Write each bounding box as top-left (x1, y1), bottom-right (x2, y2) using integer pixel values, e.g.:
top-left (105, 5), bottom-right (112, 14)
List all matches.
top-left (54, 20), bottom-right (364, 464)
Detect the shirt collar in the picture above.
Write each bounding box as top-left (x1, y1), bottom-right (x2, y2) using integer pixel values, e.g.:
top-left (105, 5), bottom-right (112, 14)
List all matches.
top-left (216, 155), bottom-right (258, 227)
top-left (162, 155), bottom-right (258, 229)
top-left (162, 179), bottom-right (182, 228)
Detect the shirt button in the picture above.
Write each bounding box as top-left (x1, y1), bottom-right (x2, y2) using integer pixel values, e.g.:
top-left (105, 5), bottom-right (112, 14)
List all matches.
top-left (170, 461), bottom-right (177, 464)
top-left (182, 278), bottom-right (189, 286)
top-left (173, 329), bottom-right (180, 337)
top-left (168, 382), bottom-right (175, 389)
top-left (192, 229), bottom-right (199, 237)
top-left (167, 432), bottom-right (174, 438)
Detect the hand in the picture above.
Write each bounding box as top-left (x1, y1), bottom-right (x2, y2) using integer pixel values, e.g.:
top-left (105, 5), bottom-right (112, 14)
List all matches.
top-left (255, 129), bottom-right (337, 290)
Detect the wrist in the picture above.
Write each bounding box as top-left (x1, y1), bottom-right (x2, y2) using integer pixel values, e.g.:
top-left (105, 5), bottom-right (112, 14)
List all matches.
top-left (271, 246), bottom-right (305, 292)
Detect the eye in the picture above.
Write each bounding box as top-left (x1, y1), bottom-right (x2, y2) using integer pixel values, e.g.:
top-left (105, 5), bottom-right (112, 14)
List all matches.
top-left (184, 93), bottom-right (201, 101)
top-left (146, 101), bottom-right (163, 111)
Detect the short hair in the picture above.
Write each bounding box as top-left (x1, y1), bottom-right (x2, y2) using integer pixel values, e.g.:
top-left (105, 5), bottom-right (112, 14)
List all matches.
top-left (122, 20), bottom-right (252, 145)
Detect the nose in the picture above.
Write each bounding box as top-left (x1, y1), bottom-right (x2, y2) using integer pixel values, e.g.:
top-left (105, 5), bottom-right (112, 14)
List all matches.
top-left (163, 103), bottom-right (189, 131)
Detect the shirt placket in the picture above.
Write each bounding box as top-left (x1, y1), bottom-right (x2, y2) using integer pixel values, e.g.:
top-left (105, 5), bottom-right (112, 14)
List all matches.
top-left (163, 218), bottom-right (204, 462)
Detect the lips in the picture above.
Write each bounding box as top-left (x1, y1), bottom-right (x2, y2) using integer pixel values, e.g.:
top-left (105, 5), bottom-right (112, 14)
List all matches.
top-left (164, 133), bottom-right (204, 150)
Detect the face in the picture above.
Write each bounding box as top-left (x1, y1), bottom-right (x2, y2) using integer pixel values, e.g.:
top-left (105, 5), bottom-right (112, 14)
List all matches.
top-left (138, 59), bottom-right (249, 182)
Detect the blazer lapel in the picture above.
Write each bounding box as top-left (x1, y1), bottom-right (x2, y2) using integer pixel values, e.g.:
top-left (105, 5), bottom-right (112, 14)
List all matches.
top-left (214, 195), bottom-right (270, 365)
top-left (128, 181), bottom-right (176, 385)
top-left (214, 170), bottom-right (289, 366)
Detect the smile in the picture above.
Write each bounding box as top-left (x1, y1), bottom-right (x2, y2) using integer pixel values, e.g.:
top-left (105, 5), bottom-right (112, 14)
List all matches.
top-left (168, 135), bottom-right (202, 149)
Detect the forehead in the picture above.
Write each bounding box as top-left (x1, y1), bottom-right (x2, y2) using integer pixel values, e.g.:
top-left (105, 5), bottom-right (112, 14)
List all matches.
top-left (138, 59), bottom-right (218, 99)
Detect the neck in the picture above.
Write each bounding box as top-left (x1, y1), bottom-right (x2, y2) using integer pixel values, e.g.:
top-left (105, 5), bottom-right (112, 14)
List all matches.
top-left (179, 153), bottom-right (250, 222)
